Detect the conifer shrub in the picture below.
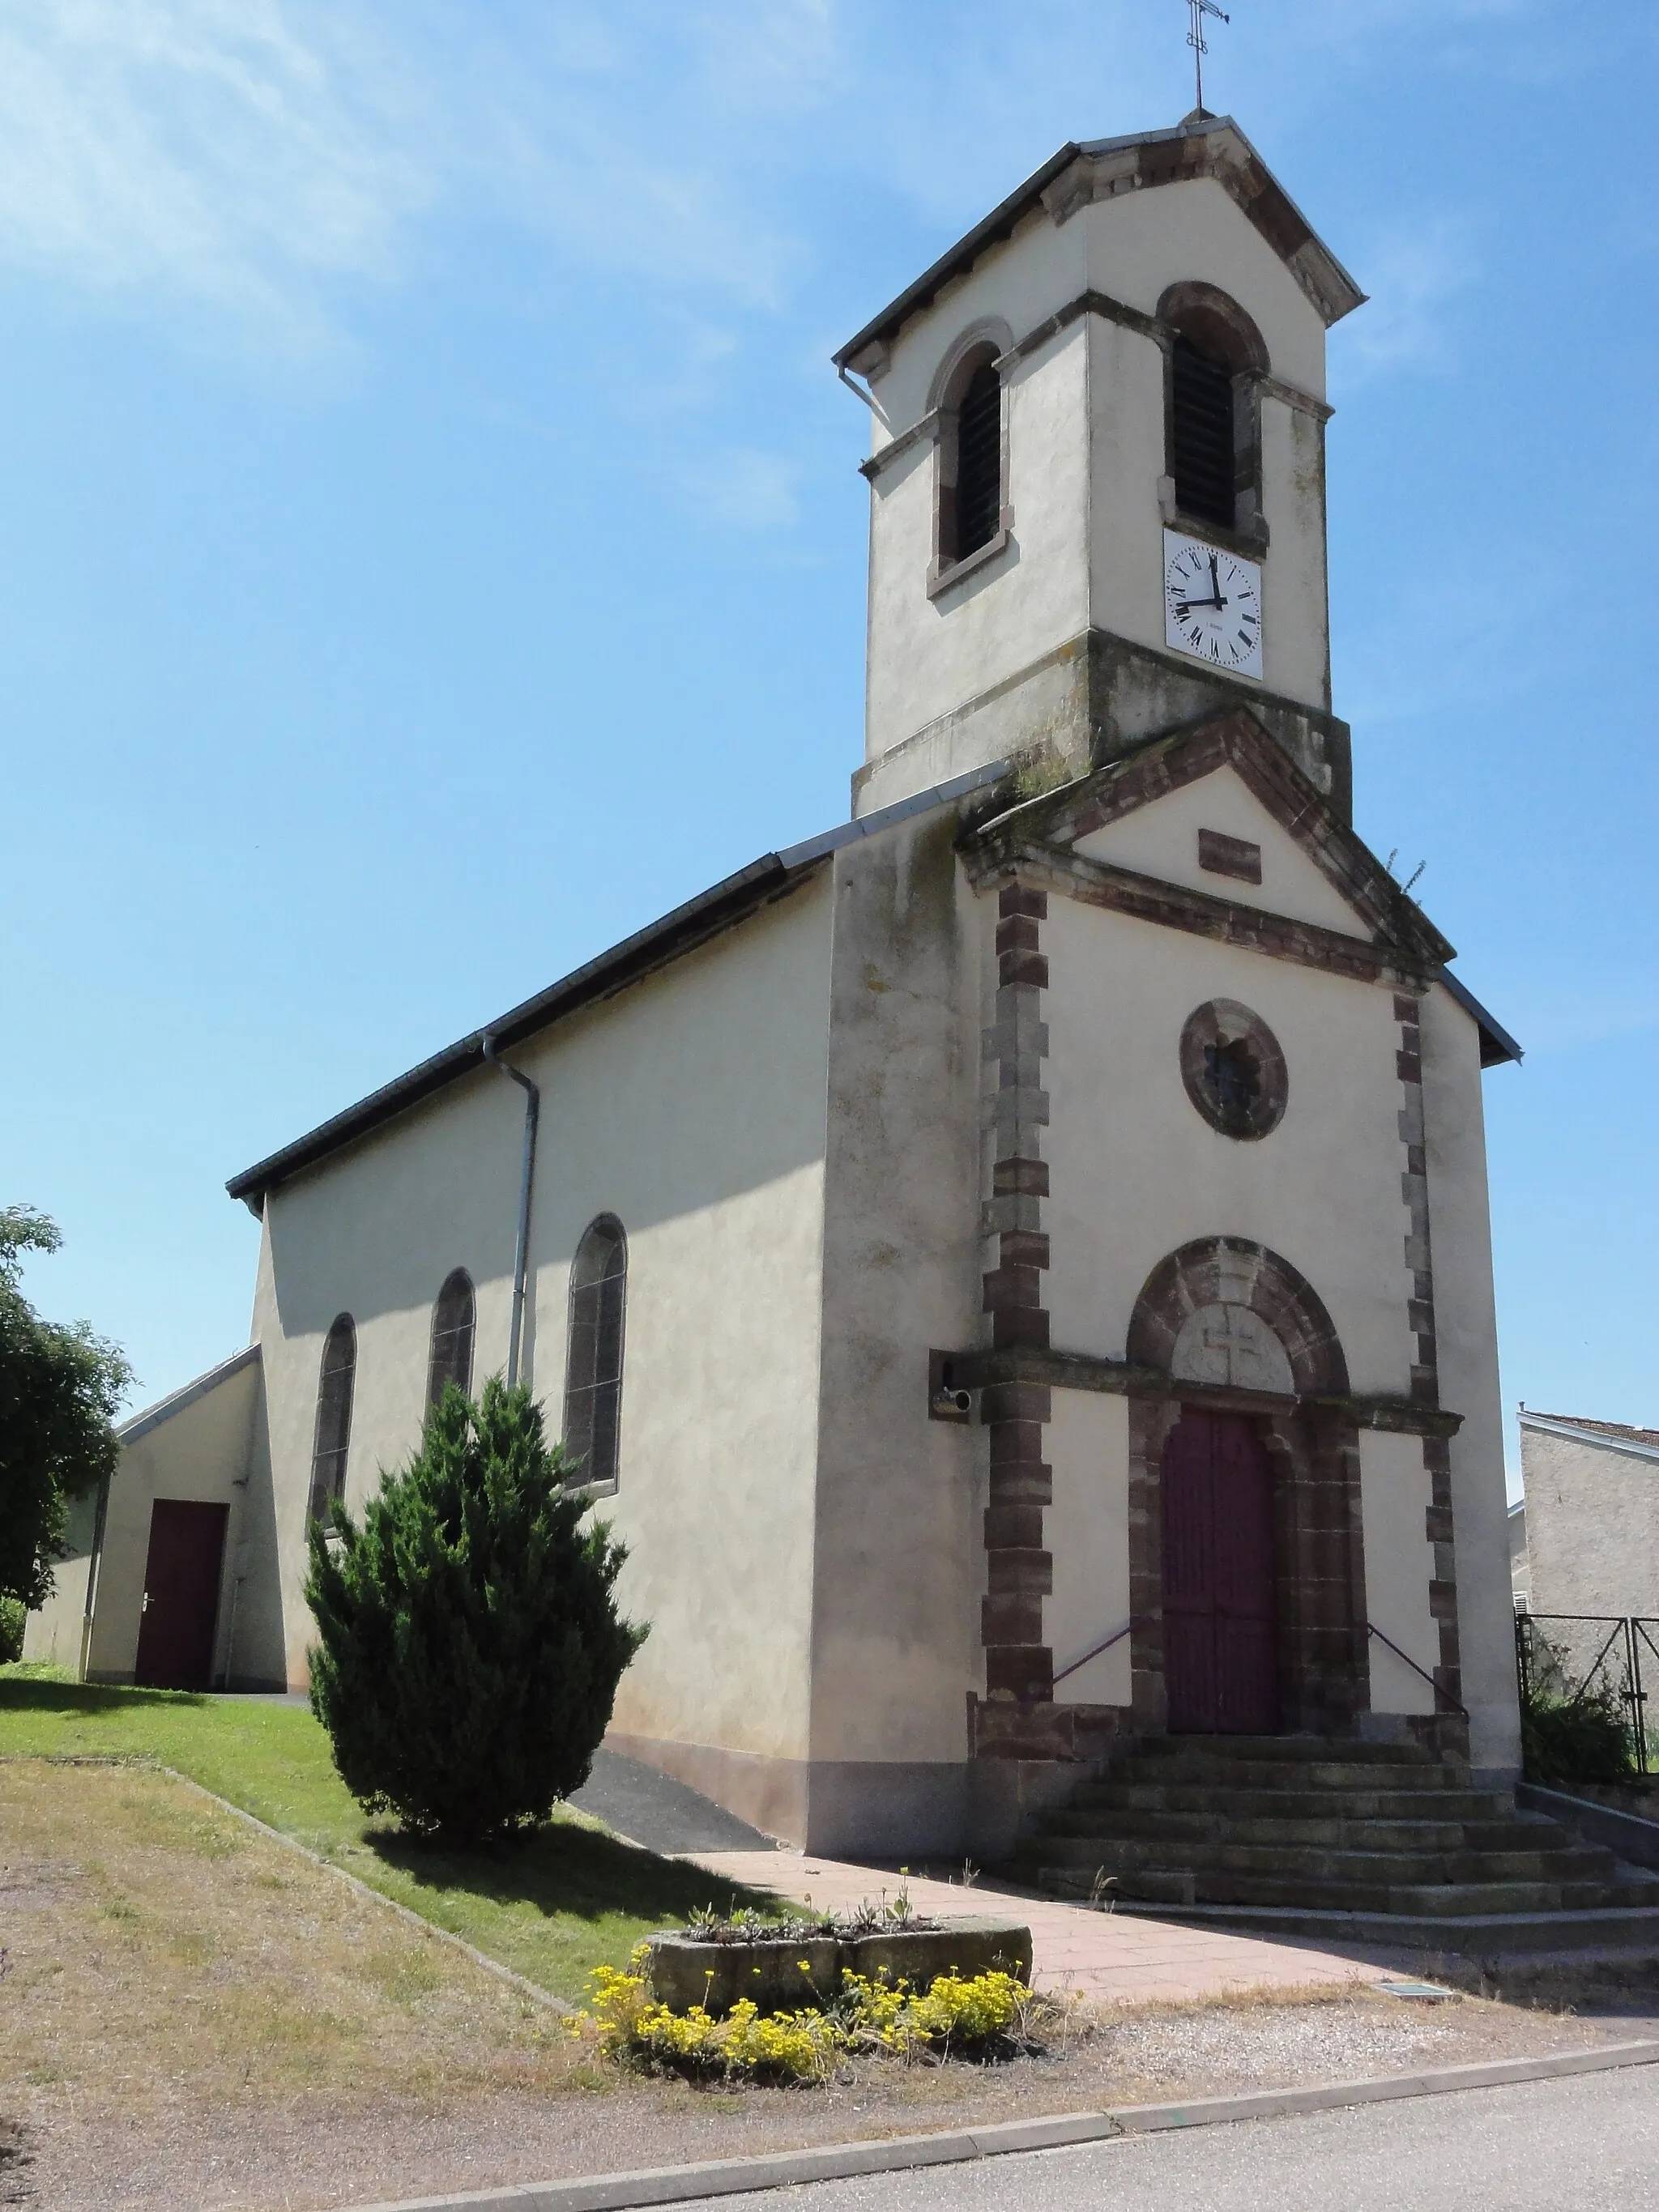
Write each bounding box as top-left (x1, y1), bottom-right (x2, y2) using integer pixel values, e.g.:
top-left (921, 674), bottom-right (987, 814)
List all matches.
top-left (305, 1378), bottom-right (647, 1844)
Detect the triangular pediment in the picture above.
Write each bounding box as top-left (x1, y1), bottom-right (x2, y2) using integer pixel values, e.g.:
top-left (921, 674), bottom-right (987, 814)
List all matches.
top-left (966, 710), bottom-right (1455, 969)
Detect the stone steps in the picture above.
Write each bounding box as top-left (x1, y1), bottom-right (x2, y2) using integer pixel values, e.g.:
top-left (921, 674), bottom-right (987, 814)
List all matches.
top-left (1073, 1784), bottom-right (1515, 1821)
top-left (1111, 1898), bottom-right (1659, 1959)
top-left (1034, 1862), bottom-right (1627, 1917)
top-left (1022, 1831), bottom-right (1615, 1886)
top-left (1008, 1733), bottom-right (1659, 1939)
top-left (1043, 1807), bottom-right (1520, 1850)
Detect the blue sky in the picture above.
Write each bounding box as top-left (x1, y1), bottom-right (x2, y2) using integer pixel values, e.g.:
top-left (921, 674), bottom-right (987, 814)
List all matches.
top-left (3, 0), bottom-right (1655, 1485)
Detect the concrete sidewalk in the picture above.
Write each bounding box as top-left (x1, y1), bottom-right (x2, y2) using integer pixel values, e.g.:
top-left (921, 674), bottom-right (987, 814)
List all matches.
top-left (681, 1851), bottom-right (1392, 2005)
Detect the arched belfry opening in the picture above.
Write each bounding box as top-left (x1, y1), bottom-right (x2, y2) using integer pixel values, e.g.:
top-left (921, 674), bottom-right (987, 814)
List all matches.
top-left (928, 326), bottom-right (1012, 586)
top-left (1125, 1238), bottom-right (1368, 1737)
top-left (1158, 283), bottom-right (1270, 544)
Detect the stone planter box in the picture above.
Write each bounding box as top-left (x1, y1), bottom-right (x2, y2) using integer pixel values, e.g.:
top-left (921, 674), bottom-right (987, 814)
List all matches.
top-left (839, 1921), bottom-right (1032, 1992)
top-left (646, 1936), bottom-right (841, 2016)
top-left (645, 1920), bottom-right (1032, 2017)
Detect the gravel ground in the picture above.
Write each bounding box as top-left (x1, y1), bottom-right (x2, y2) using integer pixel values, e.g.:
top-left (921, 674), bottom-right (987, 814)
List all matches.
top-left (4, 1762), bottom-right (1657, 2212)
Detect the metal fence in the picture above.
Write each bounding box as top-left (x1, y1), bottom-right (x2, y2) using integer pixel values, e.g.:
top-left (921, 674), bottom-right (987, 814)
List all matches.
top-left (1516, 1612), bottom-right (1659, 1775)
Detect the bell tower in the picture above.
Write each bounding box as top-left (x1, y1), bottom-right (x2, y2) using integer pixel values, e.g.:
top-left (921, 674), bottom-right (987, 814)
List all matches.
top-left (835, 117), bottom-right (1366, 822)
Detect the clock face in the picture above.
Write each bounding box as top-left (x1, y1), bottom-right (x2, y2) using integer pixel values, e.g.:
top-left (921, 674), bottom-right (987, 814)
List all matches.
top-left (1163, 531), bottom-right (1264, 680)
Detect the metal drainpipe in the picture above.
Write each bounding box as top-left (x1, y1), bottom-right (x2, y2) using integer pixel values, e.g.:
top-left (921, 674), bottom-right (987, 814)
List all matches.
top-left (483, 1034), bottom-right (540, 1389)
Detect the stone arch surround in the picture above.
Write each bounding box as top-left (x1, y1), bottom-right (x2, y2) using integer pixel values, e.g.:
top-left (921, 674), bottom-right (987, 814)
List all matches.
top-left (1127, 1236), bottom-right (1350, 1399)
top-left (1124, 1237), bottom-right (1368, 1739)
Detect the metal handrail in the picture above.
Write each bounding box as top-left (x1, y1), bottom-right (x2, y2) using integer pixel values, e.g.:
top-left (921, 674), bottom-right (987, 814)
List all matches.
top-left (1052, 1617), bottom-right (1147, 1688)
top-left (1368, 1620), bottom-right (1469, 1719)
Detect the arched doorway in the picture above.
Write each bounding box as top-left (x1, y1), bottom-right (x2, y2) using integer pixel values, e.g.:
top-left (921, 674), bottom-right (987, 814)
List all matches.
top-left (1126, 1237), bottom-right (1367, 1739)
top-left (1162, 1409), bottom-right (1278, 1734)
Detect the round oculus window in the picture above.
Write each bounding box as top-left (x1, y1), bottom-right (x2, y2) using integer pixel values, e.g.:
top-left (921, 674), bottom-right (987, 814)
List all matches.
top-left (1179, 999), bottom-right (1287, 1141)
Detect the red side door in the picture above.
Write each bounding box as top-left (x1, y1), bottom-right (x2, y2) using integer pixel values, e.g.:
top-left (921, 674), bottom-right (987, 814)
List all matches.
top-left (133, 1501), bottom-right (228, 1690)
top-left (1161, 1410), bottom-right (1278, 1734)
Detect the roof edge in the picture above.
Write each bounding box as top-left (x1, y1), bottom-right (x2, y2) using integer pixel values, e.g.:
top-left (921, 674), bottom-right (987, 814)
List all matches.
top-left (1519, 1409), bottom-right (1659, 1465)
top-left (1437, 967), bottom-right (1523, 1068)
top-left (119, 1344), bottom-right (262, 1446)
top-left (225, 759), bottom-right (1014, 1213)
top-left (834, 115), bottom-right (1364, 372)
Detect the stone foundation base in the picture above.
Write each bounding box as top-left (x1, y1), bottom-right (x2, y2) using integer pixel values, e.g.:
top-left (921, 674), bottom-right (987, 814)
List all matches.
top-left (602, 1731), bottom-right (981, 1858)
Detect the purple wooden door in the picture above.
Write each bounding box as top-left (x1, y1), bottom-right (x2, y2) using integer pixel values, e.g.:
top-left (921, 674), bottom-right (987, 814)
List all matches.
top-left (1161, 1411), bottom-right (1278, 1734)
top-left (134, 1501), bottom-right (228, 1690)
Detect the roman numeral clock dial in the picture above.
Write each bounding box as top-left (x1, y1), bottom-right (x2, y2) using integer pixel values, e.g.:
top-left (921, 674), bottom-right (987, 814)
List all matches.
top-left (1163, 531), bottom-right (1264, 681)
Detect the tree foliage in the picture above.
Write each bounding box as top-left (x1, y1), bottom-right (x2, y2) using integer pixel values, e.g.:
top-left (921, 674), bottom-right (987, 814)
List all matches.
top-left (305, 1377), bottom-right (648, 1844)
top-left (0, 1206), bottom-right (133, 1610)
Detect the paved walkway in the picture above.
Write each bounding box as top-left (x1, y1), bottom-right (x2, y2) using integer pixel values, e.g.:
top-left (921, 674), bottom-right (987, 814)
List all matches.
top-left (682, 1851), bottom-right (1392, 2005)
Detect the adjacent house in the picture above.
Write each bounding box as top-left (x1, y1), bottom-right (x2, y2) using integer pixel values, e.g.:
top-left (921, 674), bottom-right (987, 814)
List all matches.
top-left (1516, 1409), bottom-right (1659, 1622)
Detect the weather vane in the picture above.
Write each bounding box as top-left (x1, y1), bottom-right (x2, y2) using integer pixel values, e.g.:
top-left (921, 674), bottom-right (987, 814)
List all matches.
top-left (1186, 0), bottom-right (1229, 115)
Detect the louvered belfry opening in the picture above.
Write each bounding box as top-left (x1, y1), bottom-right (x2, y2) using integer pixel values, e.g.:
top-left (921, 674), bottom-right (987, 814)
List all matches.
top-left (953, 359), bottom-right (1004, 560)
top-left (1171, 335), bottom-right (1237, 529)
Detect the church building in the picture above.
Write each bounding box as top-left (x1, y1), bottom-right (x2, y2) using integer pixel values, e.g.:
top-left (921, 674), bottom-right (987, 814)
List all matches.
top-left (33, 116), bottom-right (1529, 1860)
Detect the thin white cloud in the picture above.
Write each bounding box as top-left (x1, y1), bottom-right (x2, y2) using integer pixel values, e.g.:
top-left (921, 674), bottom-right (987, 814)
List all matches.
top-left (0, 0), bottom-right (814, 356)
top-left (1330, 215), bottom-right (1479, 384)
top-left (0, 0), bottom-right (438, 355)
top-left (0, 0), bottom-right (1596, 372)
top-left (681, 445), bottom-right (800, 528)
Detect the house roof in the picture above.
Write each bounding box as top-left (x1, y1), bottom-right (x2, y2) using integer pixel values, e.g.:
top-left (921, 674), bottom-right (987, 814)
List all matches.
top-left (226, 719), bottom-right (1520, 1216)
top-left (224, 760), bottom-right (1011, 1215)
top-left (1520, 1409), bottom-right (1659, 1461)
top-left (118, 1344), bottom-right (261, 1444)
top-left (834, 115), bottom-right (1366, 373)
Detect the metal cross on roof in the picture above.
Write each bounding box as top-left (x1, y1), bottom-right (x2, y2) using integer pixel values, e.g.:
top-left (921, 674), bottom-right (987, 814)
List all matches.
top-left (1186, 0), bottom-right (1230, 115)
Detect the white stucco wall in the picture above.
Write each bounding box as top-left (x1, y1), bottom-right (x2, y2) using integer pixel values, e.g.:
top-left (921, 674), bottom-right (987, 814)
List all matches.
top-left (254, 1063), bottom-right (527, 1688)
top-left (1360, 1429), bottom-right (1439, 1717)
top-left (864, 316), bottom-right (1091, 771)
top-left (806, 809), bottom-right (989, 1848)
top-left (19, 1490), bottom-right (97, 1674)
top-left (1420, 982), bottom-right (1520, 1771)
top-left (253, 874), bottom-right (837, 1788)
top-left (527, 886), bottom-right (834, 1777)
top-left (1041, 897), bottom-right (1415, 1396)
top-left (1046, 1390), bottom-right (1133, 1707)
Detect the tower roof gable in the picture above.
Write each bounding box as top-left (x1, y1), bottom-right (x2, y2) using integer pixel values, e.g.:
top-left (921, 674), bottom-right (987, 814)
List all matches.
top-left (834, 116), bottom-right (1366, 373)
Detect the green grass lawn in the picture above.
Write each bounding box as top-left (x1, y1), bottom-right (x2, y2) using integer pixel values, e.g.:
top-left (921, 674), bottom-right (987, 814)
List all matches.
top-left (0, 1676), bottom-right (774, 2003)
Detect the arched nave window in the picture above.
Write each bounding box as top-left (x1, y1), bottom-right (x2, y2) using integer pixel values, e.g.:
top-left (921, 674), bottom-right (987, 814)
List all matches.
top-left (309, 1315), bottom-right (356, 1522)
top-left (564, 1217), bottom-right (626, 1488)
top-left (426, 1268), bottom-right (476, 1413)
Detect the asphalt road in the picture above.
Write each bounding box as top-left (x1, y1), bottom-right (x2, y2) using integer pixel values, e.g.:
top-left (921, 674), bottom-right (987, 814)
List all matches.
top-left (669, 2067), bottom-right (1659, 2212)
